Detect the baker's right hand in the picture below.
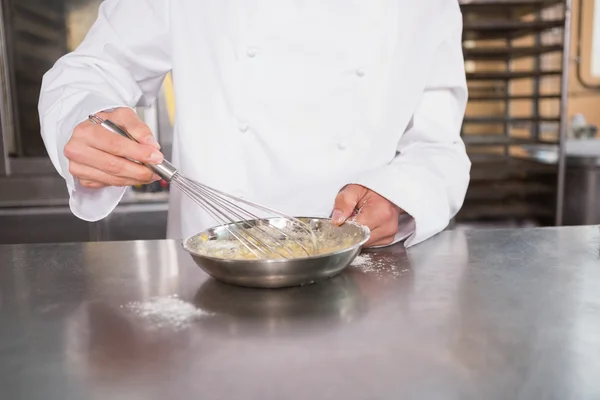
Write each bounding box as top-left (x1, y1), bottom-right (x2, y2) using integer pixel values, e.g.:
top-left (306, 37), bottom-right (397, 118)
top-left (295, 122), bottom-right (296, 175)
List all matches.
top-left (64, 107), bottom-right (164, 189)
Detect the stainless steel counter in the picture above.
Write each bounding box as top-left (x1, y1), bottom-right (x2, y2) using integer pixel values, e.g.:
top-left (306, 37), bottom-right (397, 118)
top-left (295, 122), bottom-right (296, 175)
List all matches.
top-left (2, 226), bottom-right (600, 399)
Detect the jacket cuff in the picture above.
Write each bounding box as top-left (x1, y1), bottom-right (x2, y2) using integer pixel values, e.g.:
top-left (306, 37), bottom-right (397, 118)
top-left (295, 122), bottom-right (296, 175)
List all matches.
top-left (56, 93), bottom-right (131, 221)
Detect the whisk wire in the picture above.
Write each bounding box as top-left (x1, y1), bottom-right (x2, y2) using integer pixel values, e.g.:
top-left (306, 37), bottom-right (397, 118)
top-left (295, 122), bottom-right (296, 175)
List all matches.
top-left (174, 177), bottom-right (316, 259)
top-left (185, 179), bottom-right (316, 257)
top-left (181, 180), bottom-right (298, 257)
top-left (173, 179), bottom-right (282, 258)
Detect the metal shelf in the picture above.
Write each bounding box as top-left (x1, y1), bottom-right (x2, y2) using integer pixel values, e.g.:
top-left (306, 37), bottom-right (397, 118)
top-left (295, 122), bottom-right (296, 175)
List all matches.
top-left (463, 19), bottom-right (565, 40)
top-left (460, 0), bottom-right (563, 14)
top-left (468, 93), bottom-right (562, 101)
top-left (14, 14), bottom-right (64, 43)
top-left (463, 45), bottom-right (563, 60)
top-left (463, 116), bottom-right (561, 123)
top-left (15, 3), bottom-right (63, 25)
top-left (469, 158), bottom-right (557, 181)
top-left (466, 69), bottom-right (562, 80)
top-left (462, 135), bottom-right (558, 146)
top-left (15, 40), bottom-right (64, 64)
top-left (468, 152), bottom-right (556, 163)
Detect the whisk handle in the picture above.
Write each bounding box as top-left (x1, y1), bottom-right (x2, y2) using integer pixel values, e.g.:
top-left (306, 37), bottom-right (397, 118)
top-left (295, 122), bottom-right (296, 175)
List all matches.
top-left (88, 114), bottom-right (178, 181)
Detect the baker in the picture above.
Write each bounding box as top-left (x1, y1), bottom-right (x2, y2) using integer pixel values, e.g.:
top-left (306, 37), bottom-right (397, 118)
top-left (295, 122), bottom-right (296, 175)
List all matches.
top-left (39, 0), bottom-right (470, 248)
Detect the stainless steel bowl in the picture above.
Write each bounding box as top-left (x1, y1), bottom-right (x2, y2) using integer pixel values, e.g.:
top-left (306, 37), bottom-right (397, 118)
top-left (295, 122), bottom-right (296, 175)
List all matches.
top-left (182, 217), bottom-right (370, 288)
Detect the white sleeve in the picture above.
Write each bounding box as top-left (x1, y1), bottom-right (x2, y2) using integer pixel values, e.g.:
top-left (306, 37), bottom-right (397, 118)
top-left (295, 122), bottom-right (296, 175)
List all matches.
top-left (38, 0), bottom-right (172, 222)
top-left (352, 2), bottom-right (470, 248)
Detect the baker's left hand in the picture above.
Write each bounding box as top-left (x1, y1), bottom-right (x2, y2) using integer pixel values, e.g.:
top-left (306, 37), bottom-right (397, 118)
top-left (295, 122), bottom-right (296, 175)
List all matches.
top-left (331, 184), bottom-right (402, 247)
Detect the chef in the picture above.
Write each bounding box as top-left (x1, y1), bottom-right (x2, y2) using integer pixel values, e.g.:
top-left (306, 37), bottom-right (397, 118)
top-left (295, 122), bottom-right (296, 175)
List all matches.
top-left (39, 0), bottom-right (470, 248)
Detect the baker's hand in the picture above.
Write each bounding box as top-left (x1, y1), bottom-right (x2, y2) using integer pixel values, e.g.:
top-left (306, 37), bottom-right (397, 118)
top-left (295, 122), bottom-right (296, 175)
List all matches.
top-left (332, 184), bottom-right (402, 247)
top-left (64, 107), bottom-right (163, 189)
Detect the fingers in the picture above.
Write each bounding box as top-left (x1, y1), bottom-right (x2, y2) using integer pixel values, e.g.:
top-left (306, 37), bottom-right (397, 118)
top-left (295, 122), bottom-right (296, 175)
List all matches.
top-left (88, 131), bottom-right (163, 164)
top-left (71, 122), bottom-right (163, 165)
top-left (98, 108), bottom-right (161, 149)
top-left (353, 201), bottom-right (396, 234)
top-left (332, 185), bottom-right (368, 225)
top-left (334, 186), bottom-right (401, 246)
top-left (67, 146), bottom-right (158, 183)
top-left (65, 107), bottom-right (164, 188)
top-left (332, 185), bottom-right (398, 246)
top-left (356, 210), bottom-right (398, 247)
top-left (69, 162), bottom-right (154, 187)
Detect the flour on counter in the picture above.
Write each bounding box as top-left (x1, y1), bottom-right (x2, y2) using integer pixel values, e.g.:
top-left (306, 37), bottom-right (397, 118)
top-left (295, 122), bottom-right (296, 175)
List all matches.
top-left (123, 295), bottom-right (212, 331)
top-left (350, 253), bottom-right (409, 278)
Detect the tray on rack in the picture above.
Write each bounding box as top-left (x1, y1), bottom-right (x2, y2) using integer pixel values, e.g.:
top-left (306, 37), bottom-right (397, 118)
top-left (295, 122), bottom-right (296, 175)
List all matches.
top-left (460, 0), bottom-right (564, 17)
top-left (463, 45), bottom-right (563, 60)
top-left (466, 70), bottom-right (562, 80)
top-left (469, 157), bottom-right (557, 179)
top-left (464, 137), bottom-right (541, 146)
top-left (463, 116), bottom-right (561, 124)
top-left (15, 3), bottom-right (64, 25)
top-left (463, 19), bottom-right (565, 40)
top-left (462, 135), bottom-right (558, 146)
top-left (467, 93), bottom-right (562, 101)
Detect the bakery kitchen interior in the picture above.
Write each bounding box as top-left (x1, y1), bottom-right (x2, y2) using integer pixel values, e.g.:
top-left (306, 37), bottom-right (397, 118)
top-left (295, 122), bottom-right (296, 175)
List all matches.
top-left (2, 1), bottom-right (600, 399)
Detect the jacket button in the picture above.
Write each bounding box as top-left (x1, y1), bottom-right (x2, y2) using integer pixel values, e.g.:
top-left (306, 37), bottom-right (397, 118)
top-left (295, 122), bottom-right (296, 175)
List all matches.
top-left (337, 142), bottom-right (348, 150)
top-left (355, 68), bottom-right (365, 77)
top-left (246, 47), bottom-right (258, 58)
top-left (238, 123), bottom-right (249, 132)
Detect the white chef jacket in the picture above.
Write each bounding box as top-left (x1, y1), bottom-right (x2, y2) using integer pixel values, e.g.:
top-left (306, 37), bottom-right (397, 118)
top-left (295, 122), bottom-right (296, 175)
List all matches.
top-left (39, 0), bottom-right (470, 247)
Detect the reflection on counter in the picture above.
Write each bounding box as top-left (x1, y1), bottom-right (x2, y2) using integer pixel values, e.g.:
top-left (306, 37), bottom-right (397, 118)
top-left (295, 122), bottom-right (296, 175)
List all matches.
top-left (193, 274), bottom-right (366, 338)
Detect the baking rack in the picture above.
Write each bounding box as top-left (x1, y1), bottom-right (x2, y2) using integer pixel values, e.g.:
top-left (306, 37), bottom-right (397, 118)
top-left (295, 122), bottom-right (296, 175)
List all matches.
top-left (457, 0), bottom-right (572, 225)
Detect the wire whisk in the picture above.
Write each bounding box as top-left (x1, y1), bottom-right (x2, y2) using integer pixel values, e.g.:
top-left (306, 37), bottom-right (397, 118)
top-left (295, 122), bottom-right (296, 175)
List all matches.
top-left (89, 114), bottom-right (318, 259)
